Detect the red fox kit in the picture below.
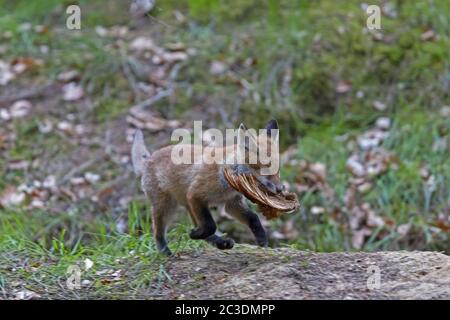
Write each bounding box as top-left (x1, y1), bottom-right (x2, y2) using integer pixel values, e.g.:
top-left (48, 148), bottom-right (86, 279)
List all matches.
top-left (132, 120), bottom-right (283, 255)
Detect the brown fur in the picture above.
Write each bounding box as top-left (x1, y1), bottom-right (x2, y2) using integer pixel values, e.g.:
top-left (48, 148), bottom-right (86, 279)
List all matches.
top-left (132, 120), bottom-right (281, 255)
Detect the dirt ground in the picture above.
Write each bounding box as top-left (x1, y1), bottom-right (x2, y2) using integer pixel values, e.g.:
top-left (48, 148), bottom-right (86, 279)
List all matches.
top-left (161, 245), bottom-right (450, 300)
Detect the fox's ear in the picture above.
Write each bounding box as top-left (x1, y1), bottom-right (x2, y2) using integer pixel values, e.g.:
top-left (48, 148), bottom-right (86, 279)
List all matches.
top-left (266, 119), bottom-right (278, 135)
top-left (239, 123), bottom-right (248, 131)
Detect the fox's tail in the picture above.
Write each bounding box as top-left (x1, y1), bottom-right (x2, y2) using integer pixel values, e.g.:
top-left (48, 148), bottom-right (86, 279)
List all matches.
top-left (131, 129), bottom-right (150, 177)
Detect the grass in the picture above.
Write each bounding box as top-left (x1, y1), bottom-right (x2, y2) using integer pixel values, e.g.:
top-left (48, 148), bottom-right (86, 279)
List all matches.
top-left (0, 0), bottom-right (449, 298)
top-left (0, 204), bottom-right (206, 299)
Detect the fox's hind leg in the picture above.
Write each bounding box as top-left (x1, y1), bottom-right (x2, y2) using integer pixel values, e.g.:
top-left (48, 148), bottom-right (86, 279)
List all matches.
top-left (225, 195), bottom-right (268, 247)
top-left (148, 192), bottom-right (177, 256)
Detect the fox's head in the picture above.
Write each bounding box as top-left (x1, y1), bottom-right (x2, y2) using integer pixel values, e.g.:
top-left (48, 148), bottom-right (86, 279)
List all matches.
top-left (235, 119), bottom-right (284, 194)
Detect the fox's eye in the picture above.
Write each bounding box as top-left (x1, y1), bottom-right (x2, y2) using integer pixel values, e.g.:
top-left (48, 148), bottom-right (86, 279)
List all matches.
top-left (265, 181), bottom-right (275, 190)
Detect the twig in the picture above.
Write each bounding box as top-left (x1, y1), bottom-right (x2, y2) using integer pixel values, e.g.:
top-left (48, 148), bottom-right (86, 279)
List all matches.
top-left (130, 87), bottom-right (174, 110)
top-left (120, 46), bottom-right (142, 100)
top-left (264, 60), bottom-right (285, 107)
top-left (0, 82), bottom-right (57, 107)
top-left (60, 154), bottom-right (108, 184)
top-left (218, 107), bottom-right (233, 128)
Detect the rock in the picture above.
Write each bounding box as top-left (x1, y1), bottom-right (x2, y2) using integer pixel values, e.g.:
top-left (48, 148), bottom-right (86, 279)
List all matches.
top-left (162, 245), bottom-right (450, 299)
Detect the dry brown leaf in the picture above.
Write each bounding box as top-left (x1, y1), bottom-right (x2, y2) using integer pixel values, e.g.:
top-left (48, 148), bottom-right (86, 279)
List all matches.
top-left (335, 80), bottom-right (352, 93)
top-left (160, 51), bottom-right (188, 63)
top-left (130, 0), bottom-right (155, 16)
top-left (128, 106), bottom-right (180, 132)
top-left (210, 61), bottom-right (227, 75)
top-left (372, 100), bottom-right (387, 111)
top-left (311, 206), bottom-right (325, 215)
top-left (0, 132), bottom-right (7, 149)
top-left (421, 29), bottom-right (437, 41)
top-left (346, 155), bottom-right (366, 177)
top-left (7, 160), bottom-right (30, 170)
top-left (11, 57), bottom-right (44, 74)
top-left (0, 59), bottom-right (15, 85)
top-left (57, 70), bottom-right (80, 82)
top-left (375, 117), bottom-right (391, 130)
top-left (351, 228), bottom-right (372, 249)
top-left (130, 36), bottom-right (158, 52)
top-left (9, 100), bottom-right (32, 118)
top-left (440, 106), bottom-right (450, 117)
top-left (84, 258), bottom-right (94, 270)
top-left (0, 186), bottom-right (26, 208)
top-left (14, 289), bottom-right (41, 300)
top-left (62, 82), bottom-right (84, 101)
top-left (434, 220), bottom-right (450, 233)
top-left (397, 223), bottom-right (412, 237)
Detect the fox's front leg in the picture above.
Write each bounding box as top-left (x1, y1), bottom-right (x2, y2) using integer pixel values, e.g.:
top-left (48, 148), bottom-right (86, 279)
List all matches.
top-left (225, 196), bottom-right (268, 247)
top-left (186, 192), bottom-right (216, 239)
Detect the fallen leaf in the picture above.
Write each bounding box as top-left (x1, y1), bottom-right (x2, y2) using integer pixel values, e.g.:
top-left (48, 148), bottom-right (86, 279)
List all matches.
top-left (0, 59), bottom-right (15, 85)
top-left (84, 172), bottom-right (100, 184)
top-left (81, 279), bottom-right (92, 286)
top-left (0, 186), bottom-right (26, 208)
top-left (130, 0), bottom-right (155, 16)
top-left (372, 100), bottom-right (387, 111)
top-left (420, 29), bottom-right (437, 41)
top-left (160, 51), bottom-right (188, 63)
top-left (70, 177), bottom-right (86, 186)
top-left (116, 218), bottom-right (128, 234)
top-left (57, 121), bottom-right (74, 133)
top-left (210, 61), bottom-right (227, 75)
top-left (382, 2), bottom-right (397, 18)
top-left (0, 109), bottom-right (11, 121)
top-left (11, 57), bottom-right (44, 74)
top-left (62, 82), bottom-right (84, 101)
top-left (127, 106), bottom-right (180, 132)
top-left (311, 206), bottom-right (325, 215)
top-left (351, 228), bottom-right (372, 249)
top-left (166, 42), bottom-right (185, 51)
top-left (397, 223), bottom-right (412, 236)
top-left (34, 25), bottom-right (48, 34)
top-left (357, 182), bottom-right (372, 194)
top-left (15, 289), bottom-right (41, 300)
top-left (375, 117), bottom-right (391, 130)
top-left (366, 210), bottom-right (385, 228)
top-left (130, 36), bottom-right (157, 52)
top-left (57, 70), bottom-right (80, 82)
top-left (84, 258), bottom-right (94, 271)
top-left (9, 100), bottom-right (32, 118)
top-left (0, 132), bottom-right (7, 149)
top-left (335, 80), bottom-right (352, 93)
top-left (38, 119), bottom-right (54, 133)
top-left (95, 26), bottom-right (108, 37)
top-left (30, 199), bottom-right (45, 209)
top-left (7, 160), bottom-right (30, 170)
top-left (109, 26), bottom-right (129, 38)
top-left (440, 106), bottom-right (450, 117)
top-left (346, 155), bottom-right (366, 177)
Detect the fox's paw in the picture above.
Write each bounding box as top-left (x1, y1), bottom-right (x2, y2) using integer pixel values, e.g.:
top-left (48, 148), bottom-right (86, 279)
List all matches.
top-left (215, 238), bottom-right (235, 250)
top-left (189, 226), bottom-right (216, 240)
top-left (205, 234), bottom-right (234, 250)
top-left (156, 237), bottom-right (172, 256)
top-left (157, 245), bottom-right (172, 256)
top-left (256, 235), bottom-right (269, 247)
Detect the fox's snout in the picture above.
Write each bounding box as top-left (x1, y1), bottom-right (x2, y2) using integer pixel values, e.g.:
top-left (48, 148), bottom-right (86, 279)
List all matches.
top-left (257, 176), bottom-right (285, 194)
